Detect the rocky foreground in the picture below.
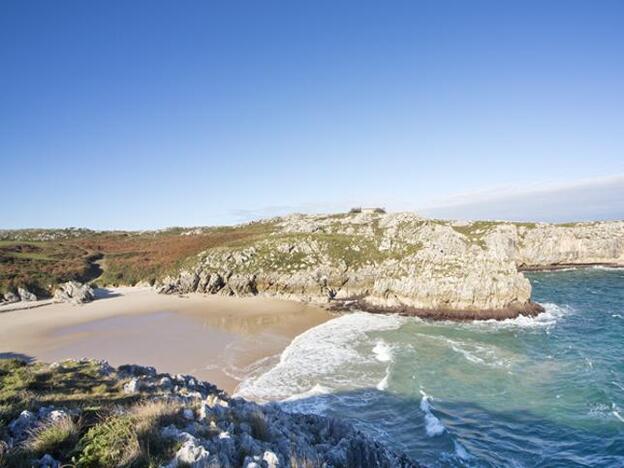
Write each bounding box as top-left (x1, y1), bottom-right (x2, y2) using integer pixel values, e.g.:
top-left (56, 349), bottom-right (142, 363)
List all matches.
top-left (157, 211), bottom-right (624, 319)
top-left (0, 358), bottom-right (417, 467)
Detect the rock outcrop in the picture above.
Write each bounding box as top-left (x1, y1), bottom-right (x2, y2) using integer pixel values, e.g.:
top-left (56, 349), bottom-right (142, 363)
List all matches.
top-left (53, 281), bottom-right (95, 304)
top-left (2, 291), bottom-right (20, 304)
top-left (17, 287), bottom-right (37, 302)
top-left (0, 359), bottom-right (418, 467)
top-left (157, 212), bottom-right (624, 319)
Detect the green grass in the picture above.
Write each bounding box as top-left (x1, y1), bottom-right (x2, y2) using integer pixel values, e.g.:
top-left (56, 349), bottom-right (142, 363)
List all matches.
top-left (0, 359), bottom-right (183, 467)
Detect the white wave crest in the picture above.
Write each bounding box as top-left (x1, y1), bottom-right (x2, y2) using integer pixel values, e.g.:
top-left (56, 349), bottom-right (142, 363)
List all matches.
top-left (469, 303), bottom-right (571, 330)
top-left (420, 391), bottom-right (446, 437)
top-left (234, 312), bottom-right (405, 402)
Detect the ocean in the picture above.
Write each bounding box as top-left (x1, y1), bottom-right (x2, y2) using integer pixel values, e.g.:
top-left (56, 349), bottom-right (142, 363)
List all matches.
top-left (236, 268), bottom-right (624, 467)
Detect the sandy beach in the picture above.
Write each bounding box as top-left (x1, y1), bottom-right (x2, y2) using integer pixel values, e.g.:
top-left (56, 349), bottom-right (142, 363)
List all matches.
top-left (0, 288), bottom-right (332, 394)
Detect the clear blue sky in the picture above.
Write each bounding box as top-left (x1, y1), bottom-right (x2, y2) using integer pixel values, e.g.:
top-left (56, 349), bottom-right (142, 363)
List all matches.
top-left (2, 0), bottom-right (623, 229)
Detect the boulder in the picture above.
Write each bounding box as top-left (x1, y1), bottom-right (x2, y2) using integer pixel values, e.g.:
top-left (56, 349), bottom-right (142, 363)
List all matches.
top-left (172, 440), bottom-right (210, 467)
top-left (17, 287), bottom-right (37, 302)
top-left (123, 378), bottom-right (141, 394)
top-left (2, 291), bottom-right (19, 304)
top-left (53, 281), bottom-right (95, 304)
top-left (8, 410), bottom-right (36, 439)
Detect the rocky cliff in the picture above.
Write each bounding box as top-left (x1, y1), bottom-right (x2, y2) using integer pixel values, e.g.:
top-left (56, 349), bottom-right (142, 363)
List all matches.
top-left (157, 212), bottom-right (624, 319)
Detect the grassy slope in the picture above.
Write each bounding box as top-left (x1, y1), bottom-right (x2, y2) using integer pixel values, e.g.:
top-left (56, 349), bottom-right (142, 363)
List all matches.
top-left (0, 222), bottom-right (276, 296)
top-left (0, 359), bottom-right (184, 467)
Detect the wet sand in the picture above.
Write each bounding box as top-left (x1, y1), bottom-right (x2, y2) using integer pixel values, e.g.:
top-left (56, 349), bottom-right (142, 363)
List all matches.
top-left (0, 288), bottom-right (332, 393)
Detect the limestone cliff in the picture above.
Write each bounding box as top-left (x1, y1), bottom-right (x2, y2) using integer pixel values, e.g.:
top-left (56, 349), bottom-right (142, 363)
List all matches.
top-left (157, 212), bottom-right (624, 319)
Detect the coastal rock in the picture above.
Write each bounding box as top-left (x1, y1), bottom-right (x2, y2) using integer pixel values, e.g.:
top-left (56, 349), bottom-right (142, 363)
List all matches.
top-left (17, 287), bottom-right (37, 302)
top-left (158, 212), bottom-right (624, 318)
top-left (123, 377), bottom-right (142, 393)
top-left (0, 359), bottom-right (419, 467)
top-left (2, 291), bottom-right (20, 304)
top-left (53, 281), bottom-right (95, 304)
top-left (171, 439), bottom-right (211, 466)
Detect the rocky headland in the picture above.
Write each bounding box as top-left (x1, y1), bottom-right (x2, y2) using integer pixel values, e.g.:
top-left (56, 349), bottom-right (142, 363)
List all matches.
top-left (156, 212), bottom-right (624, 319)
top-left (2, 212), bottom-right (623, 320)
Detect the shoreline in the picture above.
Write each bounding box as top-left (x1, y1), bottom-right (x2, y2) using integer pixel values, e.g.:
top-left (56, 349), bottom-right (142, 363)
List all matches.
top-left (518, 262), bottom-right (624, 272)
top-left (0, 287), bottom-right (332, 394)
top-left (327, 298), bottom-right (545, 320)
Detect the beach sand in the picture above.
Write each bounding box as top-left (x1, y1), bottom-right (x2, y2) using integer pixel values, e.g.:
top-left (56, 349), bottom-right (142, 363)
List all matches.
top-left (0, 288), bottom-right (332, 394)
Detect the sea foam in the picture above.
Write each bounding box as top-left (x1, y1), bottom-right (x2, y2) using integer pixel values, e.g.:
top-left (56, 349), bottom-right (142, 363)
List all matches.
top-left (373, 339), bottom-right (393, 362)
top-left (234, 311), bottom-right (405, 403)
top-left (469, 303), bottom-right (571, 330)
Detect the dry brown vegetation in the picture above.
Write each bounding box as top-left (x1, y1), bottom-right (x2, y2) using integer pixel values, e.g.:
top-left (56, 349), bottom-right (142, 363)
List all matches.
top-left (0, 222), bottom-right (276, 295)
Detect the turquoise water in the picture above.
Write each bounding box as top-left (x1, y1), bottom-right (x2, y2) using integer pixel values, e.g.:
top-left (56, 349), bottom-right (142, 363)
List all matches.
top-left (237, 268), bottom-right (624, 467)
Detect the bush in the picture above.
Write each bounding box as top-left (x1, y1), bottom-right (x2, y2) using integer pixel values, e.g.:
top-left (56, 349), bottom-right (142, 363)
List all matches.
top-left (74, 415), bottom-right (139, 467)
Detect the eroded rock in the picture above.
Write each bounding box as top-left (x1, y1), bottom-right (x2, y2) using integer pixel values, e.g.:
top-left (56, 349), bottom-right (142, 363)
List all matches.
top-left (53, 281), bottom-right (95, 304)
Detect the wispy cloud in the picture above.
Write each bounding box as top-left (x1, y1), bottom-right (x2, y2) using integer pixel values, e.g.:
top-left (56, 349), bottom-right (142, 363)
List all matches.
top-left (418, 174), bottom-right (624, 222)
top-left (227, 201), bottom-right (353, 223)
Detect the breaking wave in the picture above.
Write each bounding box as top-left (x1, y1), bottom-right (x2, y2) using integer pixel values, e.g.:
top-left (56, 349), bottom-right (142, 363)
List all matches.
top-left (419, 391), bottom-right (445, 437)
top-left (467, 303), bottom-right (571, 330)
top-left (234, 312), bottom-right (404, 402)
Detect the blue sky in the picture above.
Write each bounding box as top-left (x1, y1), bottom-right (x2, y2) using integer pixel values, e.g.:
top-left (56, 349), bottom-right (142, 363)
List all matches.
top-left (2, 1), bottom-right (623, 229)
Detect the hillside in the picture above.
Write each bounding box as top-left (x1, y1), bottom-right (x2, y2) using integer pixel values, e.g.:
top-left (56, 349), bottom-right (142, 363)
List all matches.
top-left (2, 212), bottom-right (624, 318)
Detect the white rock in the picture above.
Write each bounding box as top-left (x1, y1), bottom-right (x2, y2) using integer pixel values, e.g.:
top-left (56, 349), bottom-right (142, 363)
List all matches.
top-left (53, 281), bottom-right (95, 304)
top-left (263, 450), bottom-right (280, 467)
top-left (123, 378), bottom-right (141, 393)
top-left (17, 287), bottom-right (37, 302)
top-left (174, 440), bottom-right (210, 466)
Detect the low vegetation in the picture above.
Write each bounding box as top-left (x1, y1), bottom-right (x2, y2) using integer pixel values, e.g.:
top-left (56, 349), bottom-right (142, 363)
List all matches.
top-left (0, 359), bottom-right (184, 467)
top-left (0, 222), bottom-right (276, 296)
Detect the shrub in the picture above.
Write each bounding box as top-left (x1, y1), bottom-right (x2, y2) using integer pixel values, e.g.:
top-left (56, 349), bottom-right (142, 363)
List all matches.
top-left (74, 415), bottom-right (139, 467)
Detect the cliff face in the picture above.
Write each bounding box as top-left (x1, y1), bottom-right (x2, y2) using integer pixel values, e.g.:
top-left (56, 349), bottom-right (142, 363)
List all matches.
top-left (515, 222), bottom-right (624, 268)
top-left (158, 213), bottom-right (624, 318)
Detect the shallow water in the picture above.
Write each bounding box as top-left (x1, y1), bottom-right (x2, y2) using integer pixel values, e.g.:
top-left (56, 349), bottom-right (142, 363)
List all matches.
top-left (237, 268), bottom-right (624, 467)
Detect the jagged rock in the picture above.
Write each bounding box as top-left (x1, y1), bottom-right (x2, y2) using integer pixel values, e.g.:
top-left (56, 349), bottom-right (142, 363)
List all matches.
top-left (170, 439), bottom-right (211, 467)
top-left (53, 281), bottom-right (95, 304)
top-left (1, 359), bottom-right (419, 467)
top-left (118, 364), bottom-right (157, 377)
top-left (37, 454), bottom-right (60, 468)
top-left (123, 377), bottom-right (141, 393)
top-left (160, 213), bottom-right (624, 318)
top-left (263, 450), bottom-right (279, 467)
top-left (206, 274), bottom-right (224, 294)
top-left (97, 360), bottom-right (114, 376)
top-left (2, 291), bottom-right (19, 304)
top-left (17, 287), bottom-right (37, 302)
